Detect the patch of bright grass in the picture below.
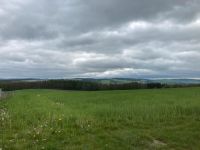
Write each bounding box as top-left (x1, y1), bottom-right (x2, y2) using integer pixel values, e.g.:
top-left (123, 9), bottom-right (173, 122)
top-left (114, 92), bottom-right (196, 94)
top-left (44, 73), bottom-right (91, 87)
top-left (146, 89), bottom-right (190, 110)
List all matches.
top-left (1, 87), bottom-right (200, 149)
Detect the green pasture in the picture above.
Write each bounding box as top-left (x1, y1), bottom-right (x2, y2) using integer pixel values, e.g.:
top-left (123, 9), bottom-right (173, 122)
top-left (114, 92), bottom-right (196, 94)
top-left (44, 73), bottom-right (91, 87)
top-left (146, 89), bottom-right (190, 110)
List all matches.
top-left (1, 87), bottom-right (200, 149)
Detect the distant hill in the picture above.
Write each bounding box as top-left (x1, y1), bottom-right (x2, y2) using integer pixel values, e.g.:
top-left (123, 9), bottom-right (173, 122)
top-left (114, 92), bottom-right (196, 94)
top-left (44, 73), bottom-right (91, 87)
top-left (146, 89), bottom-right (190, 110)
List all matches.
top-left (74, 78), bottom-right (200, 85)
top-left (0, 78), bottom-right (44, 83)
top-left (1, 78), bottom-right (200, 85)
top-left (151, 79), bottom-right (200, 85)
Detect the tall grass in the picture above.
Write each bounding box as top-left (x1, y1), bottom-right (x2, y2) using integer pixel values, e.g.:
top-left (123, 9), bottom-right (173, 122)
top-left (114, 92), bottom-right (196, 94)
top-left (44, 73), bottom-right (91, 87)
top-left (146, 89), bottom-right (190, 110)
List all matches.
top-left (1, 87), bottom-right (200, 149)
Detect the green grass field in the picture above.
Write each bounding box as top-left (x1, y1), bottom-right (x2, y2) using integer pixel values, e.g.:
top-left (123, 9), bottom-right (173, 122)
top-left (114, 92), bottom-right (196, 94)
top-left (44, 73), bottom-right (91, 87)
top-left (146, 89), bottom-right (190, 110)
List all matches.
top-left (1, 87), bottom-right (200, 150)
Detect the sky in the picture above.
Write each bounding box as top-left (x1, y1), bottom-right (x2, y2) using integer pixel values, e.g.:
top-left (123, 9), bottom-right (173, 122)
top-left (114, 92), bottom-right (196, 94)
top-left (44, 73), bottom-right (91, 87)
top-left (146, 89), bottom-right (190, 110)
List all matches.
top-left (0, 0), bottom-right (200, 79)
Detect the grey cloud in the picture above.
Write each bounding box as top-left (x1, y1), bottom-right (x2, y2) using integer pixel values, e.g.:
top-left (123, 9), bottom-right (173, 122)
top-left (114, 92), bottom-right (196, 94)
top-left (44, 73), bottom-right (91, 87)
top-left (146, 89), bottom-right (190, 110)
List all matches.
top-left (0, 0), bottom-right (199, 40)
top-left (0, 0), bottom-right (200, 78)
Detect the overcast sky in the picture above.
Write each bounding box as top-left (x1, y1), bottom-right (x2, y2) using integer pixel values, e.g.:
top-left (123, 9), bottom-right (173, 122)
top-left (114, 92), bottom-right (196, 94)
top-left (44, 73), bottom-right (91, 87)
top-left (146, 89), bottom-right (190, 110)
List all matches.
top-left (0, 0), bottom-right (200, 79)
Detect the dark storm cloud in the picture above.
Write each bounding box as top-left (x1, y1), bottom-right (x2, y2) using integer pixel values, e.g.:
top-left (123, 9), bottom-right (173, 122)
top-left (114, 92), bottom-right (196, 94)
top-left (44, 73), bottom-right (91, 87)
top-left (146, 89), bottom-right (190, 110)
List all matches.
top-left (0, 0), bottom-right (200, 78)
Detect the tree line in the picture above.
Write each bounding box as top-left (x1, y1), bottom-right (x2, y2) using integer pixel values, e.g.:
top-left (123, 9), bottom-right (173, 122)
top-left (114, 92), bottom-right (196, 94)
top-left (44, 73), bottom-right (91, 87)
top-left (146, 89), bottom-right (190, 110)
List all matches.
top-left (0, 80), bottom-right (199, 91)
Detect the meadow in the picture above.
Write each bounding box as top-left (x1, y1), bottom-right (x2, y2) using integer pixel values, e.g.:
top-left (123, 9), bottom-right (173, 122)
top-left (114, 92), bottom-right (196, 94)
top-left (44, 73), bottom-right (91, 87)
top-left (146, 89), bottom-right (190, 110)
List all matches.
top-left (1, 87), bottom-right (200, 149)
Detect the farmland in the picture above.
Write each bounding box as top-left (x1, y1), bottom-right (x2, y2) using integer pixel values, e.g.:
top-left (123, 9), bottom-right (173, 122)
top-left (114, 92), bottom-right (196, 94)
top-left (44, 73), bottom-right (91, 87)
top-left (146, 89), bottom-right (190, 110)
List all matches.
top-left (1, 87), bottom-right (200, 149)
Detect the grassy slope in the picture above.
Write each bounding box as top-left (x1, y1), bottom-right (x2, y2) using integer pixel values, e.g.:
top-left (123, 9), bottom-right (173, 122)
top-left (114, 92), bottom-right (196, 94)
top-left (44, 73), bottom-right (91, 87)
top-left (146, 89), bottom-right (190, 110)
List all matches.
top-left (1, 87), bottom-right (200, 150)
